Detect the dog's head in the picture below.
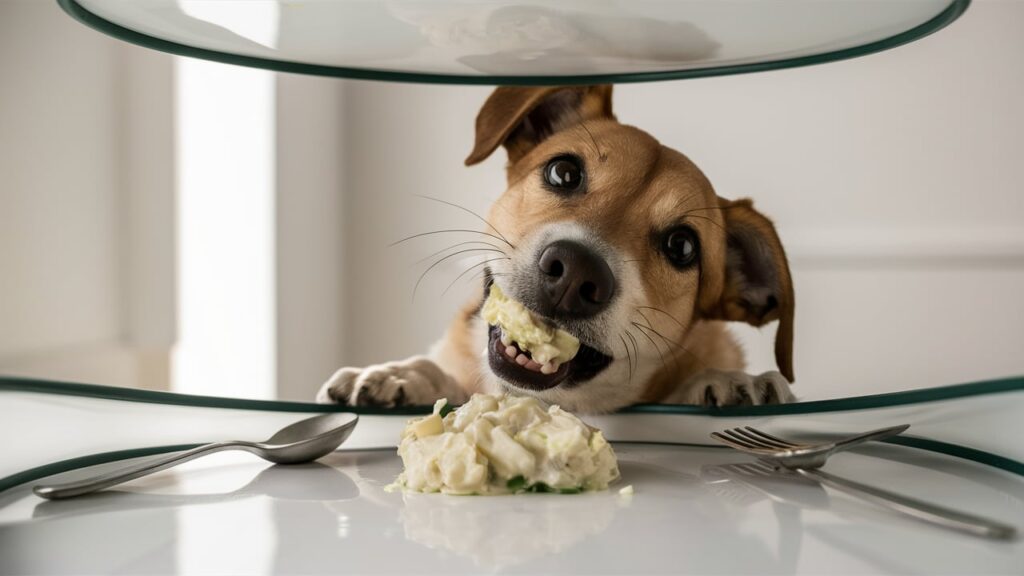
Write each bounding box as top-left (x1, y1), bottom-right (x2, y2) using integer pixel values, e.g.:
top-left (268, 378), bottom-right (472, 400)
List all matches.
top-left (467, 85), bottom-right (794, 411)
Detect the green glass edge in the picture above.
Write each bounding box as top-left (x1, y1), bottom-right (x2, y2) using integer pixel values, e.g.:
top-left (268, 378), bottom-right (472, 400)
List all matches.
top-left (625, 375), bottom-right (1024, 417)
top-left (3, 435), bottom-right (1019, 495)
top-left (0, 444), bottom-right (202, 494)
top-left (882, 437), bottom-right (1024, 477)
top-left (2, 374), bottom-right (1021, 417)
top-left (57, 0), bottom-right (969, 86)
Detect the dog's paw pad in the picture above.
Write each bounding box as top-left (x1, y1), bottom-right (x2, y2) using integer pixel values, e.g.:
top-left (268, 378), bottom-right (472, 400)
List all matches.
top-left (316, 357), bottom-right (464, 407)
top-left (350, 366), bottom-right (412, 408)
top-left (316, 367), bottom-right (362, 404)
top-left (752, 371), bottom-right (795, 404)
top-left (683, 369), bottom-right (795, 407)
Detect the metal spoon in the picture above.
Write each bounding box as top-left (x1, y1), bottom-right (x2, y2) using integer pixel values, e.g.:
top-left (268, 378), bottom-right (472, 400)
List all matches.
top-left (33, 412), bottom-right (359, 500)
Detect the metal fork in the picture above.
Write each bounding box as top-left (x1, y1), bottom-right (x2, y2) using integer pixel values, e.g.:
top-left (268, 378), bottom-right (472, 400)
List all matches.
top-left (711, 424), bottom-right (910, 468)
top-left (710, 425), bottom-right (1017, 540)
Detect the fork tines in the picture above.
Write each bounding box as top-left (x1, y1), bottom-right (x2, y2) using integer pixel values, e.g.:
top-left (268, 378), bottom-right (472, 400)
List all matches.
top-left (711, 426), bottom-right (799, 452)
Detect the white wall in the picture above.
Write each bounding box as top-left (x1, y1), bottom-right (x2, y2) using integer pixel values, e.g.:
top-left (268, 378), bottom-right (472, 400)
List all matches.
top-left (335, 0), bottom-right (1024, 400)
top-left (275, 73), bottom-right (347, 400)
top-left (0, 1), bottom-right (175, 389)
top-left (0, 0), bottom-right (120, 356)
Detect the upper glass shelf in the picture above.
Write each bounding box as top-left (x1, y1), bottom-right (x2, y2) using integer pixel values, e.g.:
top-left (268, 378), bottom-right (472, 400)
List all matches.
top-left (60, 0), bottom-right (969, 85)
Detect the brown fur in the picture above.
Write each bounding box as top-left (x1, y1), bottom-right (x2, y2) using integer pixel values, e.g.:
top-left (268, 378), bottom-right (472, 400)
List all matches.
top-left (464, 85), bottom-right (793, 400)
top-left (320, 84), bottom-right (795, 412)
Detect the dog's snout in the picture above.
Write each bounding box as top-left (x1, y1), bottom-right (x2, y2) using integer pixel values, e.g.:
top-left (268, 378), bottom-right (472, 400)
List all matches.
top-left (537, 240), bottom-right (615, 318)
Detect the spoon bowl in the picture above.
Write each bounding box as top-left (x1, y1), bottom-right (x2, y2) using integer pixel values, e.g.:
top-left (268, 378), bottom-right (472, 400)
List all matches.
top-left (258, 412), bottom-right (360, 464)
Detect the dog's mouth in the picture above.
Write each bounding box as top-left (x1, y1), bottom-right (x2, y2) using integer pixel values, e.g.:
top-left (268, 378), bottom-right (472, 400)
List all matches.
top-left (486, 321), bottom-right (613, 392)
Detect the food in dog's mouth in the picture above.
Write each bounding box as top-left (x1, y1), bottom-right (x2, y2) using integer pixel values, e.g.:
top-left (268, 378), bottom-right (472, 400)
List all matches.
top-left (390, 394), bottom-right (620, 495)
top-left (482, 283), bottom-right (613, 390)
top-left (481, 284), bottom-right (580, 374)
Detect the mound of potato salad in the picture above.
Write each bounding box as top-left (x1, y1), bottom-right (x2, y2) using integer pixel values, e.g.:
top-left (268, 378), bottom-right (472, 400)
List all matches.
top-left (390, 394), bottom-right (620, 495)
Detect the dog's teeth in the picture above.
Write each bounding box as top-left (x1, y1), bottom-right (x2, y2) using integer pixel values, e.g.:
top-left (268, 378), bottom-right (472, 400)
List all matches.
top-left (515, 354), bottom-right (529, 366)
top-left (499, 330), bottom-right (511, 346)
top-left (525, 359), bottom-right (543, 372)
top-left (504, 345), bottom-right (517, 358)
top-left (540, 362), bottom-right (556, 375)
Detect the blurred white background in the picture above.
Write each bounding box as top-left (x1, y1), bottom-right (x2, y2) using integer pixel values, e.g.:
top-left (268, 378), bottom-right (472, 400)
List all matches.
top-left (1, 0), bottom-right (1022, 401)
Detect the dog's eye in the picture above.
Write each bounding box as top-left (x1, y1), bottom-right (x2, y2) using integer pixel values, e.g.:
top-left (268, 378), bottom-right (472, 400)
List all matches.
top-left (662, 226), bottom-right (700, 269)
top-left (543, 155), bottom-right (584, 193)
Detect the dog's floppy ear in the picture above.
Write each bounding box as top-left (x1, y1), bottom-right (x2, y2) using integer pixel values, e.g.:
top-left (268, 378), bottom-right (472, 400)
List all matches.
top-left (465, 85), bottom-right (614, 166)
top-left (704, 198), bottom-right (795, 382)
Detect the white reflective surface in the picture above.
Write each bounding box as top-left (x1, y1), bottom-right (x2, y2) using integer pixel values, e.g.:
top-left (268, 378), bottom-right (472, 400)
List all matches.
top-left (74, 0), bottom-right (958, 79)
top-left (1, 443), bottom-right (1021, 574)
top-left (5, 386), bottom-right (1024, 483)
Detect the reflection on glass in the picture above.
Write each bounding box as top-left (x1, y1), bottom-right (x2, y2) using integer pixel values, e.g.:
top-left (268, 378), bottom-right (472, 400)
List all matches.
top-left (398, 491), bottom-right (628, 569)
top-left (700, 462), bottom-right (820, 573)
top-left (77, 0), bottom-right (958, 78)
top-left (2, 462), bottom-right (360, 574)
top-left (388, 2), bottom-right (720, 75)
top-left (177, 0), bottom-right (280, 49)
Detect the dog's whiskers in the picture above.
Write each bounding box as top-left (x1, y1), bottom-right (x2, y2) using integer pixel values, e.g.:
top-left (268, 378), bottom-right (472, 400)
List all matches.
top-left (413, 241), bottom-right (508, 265)
top-left (441, 256), bottom-right (510, 297)
top-left (634, 309), bottom-right (682, 371)
top-left (624, 329), bottom-right (641, 378)
top-left (414, 248), bottom-right (509, 302)
top-left (631, 321), bottom-right (670, 371)
top-left (632, 310), bottom-right (708, 371)
top-left (683, 203), bottom-right (745, 215)
top-left (570, 107), bottom-right (606, 162)
top-left (413, 195), bottom-right (515, 249)
top-left (636, 306), bottom-right (689, 334)
top-left (618, 334), bottom-right (633, 383)
top-left (390, 228), bottom-right (512, 250)
top-left (466, 268), bottom-right (509, 284)
top-left (681, 213), bottom-right (727, 234)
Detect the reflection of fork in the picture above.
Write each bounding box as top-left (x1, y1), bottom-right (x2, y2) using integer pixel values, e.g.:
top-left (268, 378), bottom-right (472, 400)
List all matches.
top-left (711, 427), bottom-right (1017, 540)
top-left (703, 462), bottom-right (829, 509)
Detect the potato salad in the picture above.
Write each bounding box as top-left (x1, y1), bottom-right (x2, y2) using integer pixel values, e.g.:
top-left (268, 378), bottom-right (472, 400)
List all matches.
top-left (391, 394), bottom-right (619, 495)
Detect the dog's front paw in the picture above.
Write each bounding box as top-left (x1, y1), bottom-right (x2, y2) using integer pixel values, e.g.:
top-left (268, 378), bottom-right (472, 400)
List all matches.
top-left (316, 356), bottom-right (466, 407)
top-left (679, 369), bottom-right (795, 407)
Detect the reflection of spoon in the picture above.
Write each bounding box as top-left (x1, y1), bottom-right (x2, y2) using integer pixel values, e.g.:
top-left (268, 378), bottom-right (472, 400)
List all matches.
top-left (33, 413), bottom-right (359, 499)
top-left (31, 462), bottom-right (360, 521)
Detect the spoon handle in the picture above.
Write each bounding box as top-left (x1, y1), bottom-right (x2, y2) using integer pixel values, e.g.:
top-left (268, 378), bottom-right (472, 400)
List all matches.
top-left (33, 441), bottom-right (249, 500)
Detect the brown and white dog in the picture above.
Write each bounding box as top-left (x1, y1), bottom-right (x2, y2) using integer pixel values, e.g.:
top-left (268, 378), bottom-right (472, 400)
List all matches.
top-left (317, 85), bottom-right (796, 413)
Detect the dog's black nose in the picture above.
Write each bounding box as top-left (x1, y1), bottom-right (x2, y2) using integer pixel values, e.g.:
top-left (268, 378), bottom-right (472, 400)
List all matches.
top-left (536, 240), bottom-right (615, 318)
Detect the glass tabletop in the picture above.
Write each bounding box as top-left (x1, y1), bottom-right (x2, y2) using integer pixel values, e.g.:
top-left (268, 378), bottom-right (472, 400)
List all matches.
top-left (2, 375), bottom-right (1022, 493)
top-left (59, 0), bottom-right (969, 85)
top-left (1, 376), bottom-right (1021, 573)
top-left (2, 444), bottom-right (1021, 574)
top-left (1, 376), bottom-right (1022, 573)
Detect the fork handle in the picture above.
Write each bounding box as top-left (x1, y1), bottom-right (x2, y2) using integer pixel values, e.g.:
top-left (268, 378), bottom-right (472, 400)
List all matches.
top-left (795, 468), bottom-right (1016, 540)
top-left (829, 424), bottom-right (911, 452)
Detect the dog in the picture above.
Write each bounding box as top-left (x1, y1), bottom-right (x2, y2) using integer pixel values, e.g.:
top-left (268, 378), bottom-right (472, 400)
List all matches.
top-left (317, 85), bottom-right (796, 413)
